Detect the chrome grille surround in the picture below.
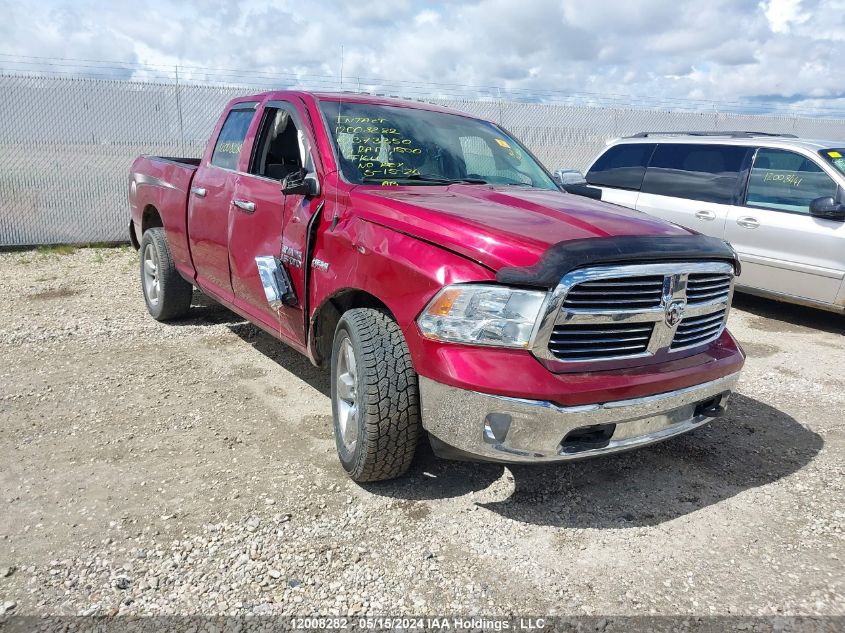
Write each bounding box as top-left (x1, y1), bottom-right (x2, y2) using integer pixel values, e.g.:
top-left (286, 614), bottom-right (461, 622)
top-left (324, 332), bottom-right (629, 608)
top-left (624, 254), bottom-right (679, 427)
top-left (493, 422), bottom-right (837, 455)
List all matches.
top-left (530, 262), bottom-right (735, 370)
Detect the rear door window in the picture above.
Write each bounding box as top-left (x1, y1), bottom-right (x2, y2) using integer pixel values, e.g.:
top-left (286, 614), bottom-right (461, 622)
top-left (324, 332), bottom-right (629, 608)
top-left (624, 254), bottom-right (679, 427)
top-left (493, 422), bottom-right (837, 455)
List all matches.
top-left (586, 143), bottom-right (656, 190)
top-left (210, 108), bottom-right (256, 171)
top-left (641, 143), bottom-right (749, 204)
top-left (746, 148), bottom-right (837, 214)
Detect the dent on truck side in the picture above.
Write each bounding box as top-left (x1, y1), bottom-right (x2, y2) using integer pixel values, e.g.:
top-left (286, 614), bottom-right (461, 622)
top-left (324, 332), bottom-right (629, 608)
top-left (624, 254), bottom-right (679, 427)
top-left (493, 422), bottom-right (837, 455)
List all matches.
top-left (306, 214), bottom-right (495, 367)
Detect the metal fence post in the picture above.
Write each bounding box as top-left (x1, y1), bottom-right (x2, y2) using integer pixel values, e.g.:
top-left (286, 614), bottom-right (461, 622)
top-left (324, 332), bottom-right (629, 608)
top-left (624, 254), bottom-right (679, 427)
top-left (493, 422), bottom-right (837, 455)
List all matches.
top-left (175, 66), bottom-right (186, 158)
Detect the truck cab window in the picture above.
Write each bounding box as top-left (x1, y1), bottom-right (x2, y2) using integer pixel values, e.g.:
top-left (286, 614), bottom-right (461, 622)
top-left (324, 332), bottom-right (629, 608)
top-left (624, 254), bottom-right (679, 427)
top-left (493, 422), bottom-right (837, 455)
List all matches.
top-left (210, 108), bottom-right (255, 171)
top-left (250, 108), bottom-right (306, 181)
top-left (746, 148), bottom-right (837, 214)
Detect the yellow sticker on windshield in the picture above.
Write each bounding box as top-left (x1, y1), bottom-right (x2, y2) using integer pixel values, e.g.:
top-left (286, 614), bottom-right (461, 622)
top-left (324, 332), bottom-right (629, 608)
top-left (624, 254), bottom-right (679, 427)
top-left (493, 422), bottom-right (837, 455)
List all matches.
top-left (828, 151), bottom-right (842, 158)
top-left (494, 138), bottom-right (511, 149)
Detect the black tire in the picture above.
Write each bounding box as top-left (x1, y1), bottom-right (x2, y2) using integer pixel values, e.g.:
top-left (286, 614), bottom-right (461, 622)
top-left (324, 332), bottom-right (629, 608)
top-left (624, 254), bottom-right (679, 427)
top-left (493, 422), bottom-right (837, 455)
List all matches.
top-left (139, 227), bottom-right (193, 321)
top-left (330, 308), bottom-right (421, 482)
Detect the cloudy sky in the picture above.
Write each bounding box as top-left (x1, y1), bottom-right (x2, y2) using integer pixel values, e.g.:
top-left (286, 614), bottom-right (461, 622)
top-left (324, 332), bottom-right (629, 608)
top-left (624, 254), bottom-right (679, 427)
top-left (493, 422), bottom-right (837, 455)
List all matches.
top-left (1, 0), bottom-right (843, 113)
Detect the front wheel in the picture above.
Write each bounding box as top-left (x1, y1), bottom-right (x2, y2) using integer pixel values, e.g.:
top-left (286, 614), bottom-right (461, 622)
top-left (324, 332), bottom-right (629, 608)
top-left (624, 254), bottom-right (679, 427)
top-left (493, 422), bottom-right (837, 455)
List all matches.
top-left (330, 308), bottom-right (421, 482)
top-left (140, 227), bottom-right (193, 321)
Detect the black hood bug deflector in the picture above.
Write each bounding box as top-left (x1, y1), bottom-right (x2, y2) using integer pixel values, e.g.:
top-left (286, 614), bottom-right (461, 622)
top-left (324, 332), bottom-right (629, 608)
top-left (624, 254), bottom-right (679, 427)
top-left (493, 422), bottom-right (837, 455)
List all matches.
top-left (496, 235), bottom-right (740, 289)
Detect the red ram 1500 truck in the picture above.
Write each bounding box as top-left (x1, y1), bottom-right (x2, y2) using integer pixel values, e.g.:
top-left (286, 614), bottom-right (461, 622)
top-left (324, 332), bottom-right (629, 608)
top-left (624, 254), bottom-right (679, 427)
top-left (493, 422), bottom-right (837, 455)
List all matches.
top-left (129, 91), bottom-right (745, 482)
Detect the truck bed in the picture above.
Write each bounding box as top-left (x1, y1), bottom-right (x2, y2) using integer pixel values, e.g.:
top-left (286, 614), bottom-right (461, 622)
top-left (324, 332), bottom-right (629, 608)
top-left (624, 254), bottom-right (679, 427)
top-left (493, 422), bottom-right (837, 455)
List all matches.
top-left (128, 155), bottom-right (199, 280)
top-left (147, 156), bottom-right (201, 168)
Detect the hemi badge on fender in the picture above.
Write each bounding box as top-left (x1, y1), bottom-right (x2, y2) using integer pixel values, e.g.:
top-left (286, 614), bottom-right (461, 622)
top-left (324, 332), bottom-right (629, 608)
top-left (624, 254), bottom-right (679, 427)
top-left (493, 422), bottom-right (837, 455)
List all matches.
top-left (312, 259), bottom-right (329, 272)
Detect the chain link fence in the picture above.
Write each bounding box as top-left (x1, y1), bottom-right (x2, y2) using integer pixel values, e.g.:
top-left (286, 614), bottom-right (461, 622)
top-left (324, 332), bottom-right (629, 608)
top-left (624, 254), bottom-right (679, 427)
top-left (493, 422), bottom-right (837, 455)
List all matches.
top-left (3, 74), bottom-right (845, 246)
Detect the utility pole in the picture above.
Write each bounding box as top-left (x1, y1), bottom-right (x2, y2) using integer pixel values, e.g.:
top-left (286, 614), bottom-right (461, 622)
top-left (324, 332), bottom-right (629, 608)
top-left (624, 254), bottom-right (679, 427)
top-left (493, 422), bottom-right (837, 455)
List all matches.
top-left (497, 87), bottom-right (503, 126)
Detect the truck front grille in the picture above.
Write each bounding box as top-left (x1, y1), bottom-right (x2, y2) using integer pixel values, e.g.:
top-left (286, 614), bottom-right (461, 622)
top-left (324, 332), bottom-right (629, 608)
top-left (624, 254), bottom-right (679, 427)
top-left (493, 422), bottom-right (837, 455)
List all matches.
top-left (548, 323), bottom-right (654, 361)
top-left (534, 262), bottom-right (735, 369)
top-left (686, 273), bottom-right (732, 305)
top-left (671, 308), bottom-right (727, 349)
top-left (562, 275), bottom-right (664, 310)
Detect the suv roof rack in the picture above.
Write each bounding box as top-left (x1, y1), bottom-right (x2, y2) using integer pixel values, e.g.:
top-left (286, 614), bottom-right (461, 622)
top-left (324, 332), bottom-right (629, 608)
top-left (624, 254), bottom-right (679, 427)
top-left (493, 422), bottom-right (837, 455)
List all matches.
top-left (627, 131), bottom-right (798, 139)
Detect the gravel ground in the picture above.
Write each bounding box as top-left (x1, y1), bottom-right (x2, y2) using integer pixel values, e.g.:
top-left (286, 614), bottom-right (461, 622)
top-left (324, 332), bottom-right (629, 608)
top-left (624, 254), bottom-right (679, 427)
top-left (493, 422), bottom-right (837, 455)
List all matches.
top-left (0, 246), bottom-right (842, 618)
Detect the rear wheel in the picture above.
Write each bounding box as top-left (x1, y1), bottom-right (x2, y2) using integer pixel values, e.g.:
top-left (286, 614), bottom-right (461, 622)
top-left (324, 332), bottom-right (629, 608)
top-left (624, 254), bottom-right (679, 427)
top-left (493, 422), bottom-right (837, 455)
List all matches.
top-left (140, 227), bottom-right (192, 321)
top-left (330, 308), bottom-right (421, 482)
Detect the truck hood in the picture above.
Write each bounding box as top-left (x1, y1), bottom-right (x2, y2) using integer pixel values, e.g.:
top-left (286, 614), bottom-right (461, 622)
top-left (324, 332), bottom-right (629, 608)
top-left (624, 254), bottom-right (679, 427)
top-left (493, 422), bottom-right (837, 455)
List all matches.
top-left (352, 184), bottom-right (692, 271)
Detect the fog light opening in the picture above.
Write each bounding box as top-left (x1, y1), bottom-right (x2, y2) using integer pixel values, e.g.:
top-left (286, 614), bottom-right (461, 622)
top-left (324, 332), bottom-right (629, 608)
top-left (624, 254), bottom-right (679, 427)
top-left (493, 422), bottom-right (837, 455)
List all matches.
top-left (483, 413), bottom-right (512, 444)
top-left (560, 423), bottom-right (616, 454)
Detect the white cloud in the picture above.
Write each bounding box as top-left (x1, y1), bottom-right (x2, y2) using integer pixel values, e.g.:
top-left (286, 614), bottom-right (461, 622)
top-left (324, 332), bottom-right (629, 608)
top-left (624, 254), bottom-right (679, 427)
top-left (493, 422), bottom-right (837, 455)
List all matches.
top-left (760, 0), bottom-right (810, 33)
top-left (0, 0), bottom-right (843, 113)
top-left (414, 9), bottom-right (440, 26)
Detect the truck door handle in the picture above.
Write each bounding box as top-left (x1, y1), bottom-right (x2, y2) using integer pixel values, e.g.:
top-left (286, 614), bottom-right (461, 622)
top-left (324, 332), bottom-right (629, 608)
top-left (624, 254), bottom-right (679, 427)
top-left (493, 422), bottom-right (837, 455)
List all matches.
top-left (736, 216), bottom-right (759, 229)
top-left (232, 199), bottom-right (256, 213)
top-left (695, 210), bottom-right (716, 221)
top-left (190, 187), bottom-right (207, 198)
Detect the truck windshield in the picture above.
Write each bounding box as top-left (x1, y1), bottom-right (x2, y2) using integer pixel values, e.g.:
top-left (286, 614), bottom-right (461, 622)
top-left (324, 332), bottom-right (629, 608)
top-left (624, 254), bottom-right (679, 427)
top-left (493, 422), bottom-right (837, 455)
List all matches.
top-left (319, 100), bottom-right (558, 190)
top-left (819, 148), bottom-right (845, 177)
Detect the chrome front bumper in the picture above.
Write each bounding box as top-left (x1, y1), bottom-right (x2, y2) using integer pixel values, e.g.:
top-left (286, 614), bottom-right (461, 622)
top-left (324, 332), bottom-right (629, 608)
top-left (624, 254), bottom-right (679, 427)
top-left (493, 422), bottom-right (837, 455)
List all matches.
top-left (419, 373), bottom-right (740, 463)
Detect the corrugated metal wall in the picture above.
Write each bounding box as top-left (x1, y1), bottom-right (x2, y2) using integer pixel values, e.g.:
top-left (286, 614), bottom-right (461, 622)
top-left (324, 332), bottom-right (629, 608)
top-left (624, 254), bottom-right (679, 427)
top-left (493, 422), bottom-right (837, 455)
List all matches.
top-left (2, 74), bottom-right (844, 245)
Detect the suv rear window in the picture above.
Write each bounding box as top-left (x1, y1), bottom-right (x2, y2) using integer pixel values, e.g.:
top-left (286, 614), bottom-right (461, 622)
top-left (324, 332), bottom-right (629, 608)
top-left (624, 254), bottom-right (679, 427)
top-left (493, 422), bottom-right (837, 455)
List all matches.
top-left (586, 143), bottom-right (655, 190)
top-left (641, 144), bottom-right (749, 204)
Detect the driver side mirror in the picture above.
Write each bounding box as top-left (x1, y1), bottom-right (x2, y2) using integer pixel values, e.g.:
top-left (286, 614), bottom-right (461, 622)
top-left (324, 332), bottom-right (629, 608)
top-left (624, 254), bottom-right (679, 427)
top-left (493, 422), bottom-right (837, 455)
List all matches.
top-left (809, 196), bottom-right (845, 220)
top-left (281, 169), bottom-right (320, 197)
top-left (552, 169), bottom-right (586, 186)
top-left (553, 168), bottom-right (602, 201)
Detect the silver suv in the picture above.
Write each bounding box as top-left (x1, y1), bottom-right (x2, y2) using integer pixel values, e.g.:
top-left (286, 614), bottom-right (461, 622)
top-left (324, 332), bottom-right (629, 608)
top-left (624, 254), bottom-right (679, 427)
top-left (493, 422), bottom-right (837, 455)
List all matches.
top-left (563, 132), bottom-right (845, 314)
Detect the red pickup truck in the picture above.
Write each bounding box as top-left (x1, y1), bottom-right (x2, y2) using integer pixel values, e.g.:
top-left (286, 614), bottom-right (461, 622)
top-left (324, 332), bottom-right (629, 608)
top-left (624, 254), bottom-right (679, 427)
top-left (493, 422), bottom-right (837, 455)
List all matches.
top-left (129, 91), bottom-right (745, 482)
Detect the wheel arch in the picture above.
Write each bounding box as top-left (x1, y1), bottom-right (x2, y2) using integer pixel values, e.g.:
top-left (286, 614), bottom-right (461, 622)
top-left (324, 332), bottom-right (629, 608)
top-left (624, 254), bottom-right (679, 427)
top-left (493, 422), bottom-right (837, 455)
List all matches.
top-left (141, 204), bottom-right (164, 235)
top-left (128, 220), bottom-right (141, 250)
top-left (129, 204), bottom-right (162, 251)
top-left (309, 288), bottom-right (397, 368)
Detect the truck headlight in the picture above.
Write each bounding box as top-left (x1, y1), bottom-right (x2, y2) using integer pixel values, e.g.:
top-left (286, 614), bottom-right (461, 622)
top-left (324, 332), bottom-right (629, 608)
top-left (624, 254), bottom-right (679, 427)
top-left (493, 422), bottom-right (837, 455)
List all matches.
top-left (417, 284), bottom-right (547, 348)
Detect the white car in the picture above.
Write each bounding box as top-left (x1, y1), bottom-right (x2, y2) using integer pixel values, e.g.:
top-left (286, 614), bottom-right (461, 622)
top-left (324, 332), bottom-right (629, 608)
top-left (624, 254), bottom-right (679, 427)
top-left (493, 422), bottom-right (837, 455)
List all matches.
top-left (559, 132), bottom-right (845, 314)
